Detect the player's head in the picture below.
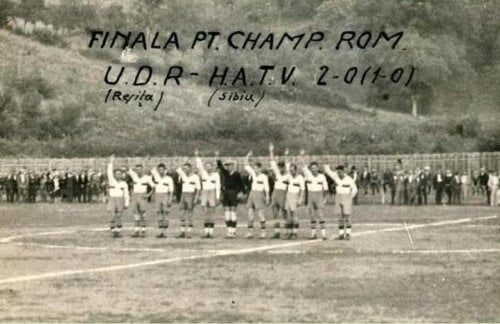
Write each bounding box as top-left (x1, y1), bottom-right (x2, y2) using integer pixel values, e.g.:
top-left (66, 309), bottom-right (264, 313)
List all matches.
top-left (157, 163), bottom-right (166, 175)
top-left (310, 162), bottom-right (319, 175)
top-left (205, 161), bottom-right (214, 173)
top-left (183, 162), bottom-right (192, 174)
top-left (277, 161), bottom-right (286, 174)
top-left (113, 168), bottom-right (122, 179)
top-left (254, 161), bottom-right (262, 173)
top-left (336, 165), bottom-right (345, 178)
top-left (289, 163), bottom-right (298, 176)
top-left (225, 160), bottom-right (236, 172)
top-left (135, 164), bottom-right (143, 176)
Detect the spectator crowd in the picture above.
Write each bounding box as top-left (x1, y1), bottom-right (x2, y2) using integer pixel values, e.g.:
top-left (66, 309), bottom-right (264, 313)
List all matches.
top-left (0, 163), bottom-right (499, 207)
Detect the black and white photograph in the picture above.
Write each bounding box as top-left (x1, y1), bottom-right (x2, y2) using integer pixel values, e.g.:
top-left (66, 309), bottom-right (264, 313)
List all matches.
top-left (0, 0), bottom-right (499, 322)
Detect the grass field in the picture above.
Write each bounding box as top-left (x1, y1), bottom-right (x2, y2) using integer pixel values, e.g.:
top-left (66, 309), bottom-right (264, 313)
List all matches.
top-left (0, 197), bottom-right (499, 322)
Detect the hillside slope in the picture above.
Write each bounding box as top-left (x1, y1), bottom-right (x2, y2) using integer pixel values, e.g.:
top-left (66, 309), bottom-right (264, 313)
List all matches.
top-left (0, 30), bottom-right (491, 157)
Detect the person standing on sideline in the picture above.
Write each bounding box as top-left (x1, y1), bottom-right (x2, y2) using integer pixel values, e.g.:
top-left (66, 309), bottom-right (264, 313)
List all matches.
top-left (451, 172), bottom-right (462, 205)
top-left (107, 155), bottom-right (130, 238)
top-left (460, 171), bottom-right (469, 204)
top-left (324, 164), bottom-right (358, 240)
top-left (394, 171), bottom-right (405, 205)
top-left (433, 170), bottom-right (445, 205)
top-left (299, 150), bottom-right (329, 240)
top-left (478, 167), bottom-right (490, 205)
top-left (244, 151), bottom-right (270, 239)
top-left (487, 170), bottom-right (499, 207)
top-left (417, 167), bottom-right (430, 205)
top-left (216, 151), bottom-right (245, 238)
top-left (194, 149), bottom-right (221, 239)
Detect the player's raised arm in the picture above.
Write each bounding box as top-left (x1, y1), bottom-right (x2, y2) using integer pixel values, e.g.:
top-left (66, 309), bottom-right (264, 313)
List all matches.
top-left (299, 149), bottom-right (312, 178)
top-left (107, 154), bottom-right (116, 185)
top-left (215, 150), bottom-right (228, 175)
top-left (244, 151), bottom-right (256, 178)
top-left (128, 165), bottom-right (139, 182)
top-left (194, 148), bottom-right (208, 179)
top-left (284, 148), bottom-right (290, 172)
top-left (151, 165), bottom-right (160, 181)
top-left (323, 164), bottom-right (339, 182)
top-left (269, 143), bottom-right (279, 175)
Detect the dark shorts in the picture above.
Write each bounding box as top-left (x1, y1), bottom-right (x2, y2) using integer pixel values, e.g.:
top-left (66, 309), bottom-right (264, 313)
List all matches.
top-left (222, 189), bottom-right (239, 207)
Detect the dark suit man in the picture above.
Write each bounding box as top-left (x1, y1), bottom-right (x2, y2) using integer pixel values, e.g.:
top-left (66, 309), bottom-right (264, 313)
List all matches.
top-left (77, 172), bottom-right (89, 203)
top-left (478, 168), bottom-right (490, 205)
top-left (417, 169), bottom-right (430, 205)
top-left (443, 170), bottom-right (454, 205)
top-left (5, 173), bottom-right (16, 203)
top-left (370, 169), bottom-right (380, 195)
top-left (66, 172), bottom-right (77, 203)
top-left (359, 167), bottom-right (370, 195)
top-left (433, 171), bottom-right (445, 205)
top-left (27, 172), bottom-right (39, 203)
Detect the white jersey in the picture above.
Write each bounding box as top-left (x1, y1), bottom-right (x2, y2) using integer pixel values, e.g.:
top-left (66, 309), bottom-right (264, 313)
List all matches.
top-left (107, 163), bottom-right (130, 206)
top-left (302, 166), bottom-right (328, 192)
top-left (176, 168), bottom-right (201, 193)
top-left (270, 160), bottom-right (289, 191)
top-left (195, 157), bottom-right (221, 199)
top-left (288, 174), bottom-right (305, 194)
top-left (151, 168), bottom-right (174, 194)
top-left (128, 169), bottom-right (154, 194)
top-left (324, 165), bottom-right (358, 197)
top-left (245, 165), bottom-right (270, 192)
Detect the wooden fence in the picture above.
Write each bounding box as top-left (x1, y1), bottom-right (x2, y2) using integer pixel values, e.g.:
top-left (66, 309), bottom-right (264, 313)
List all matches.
top-left (0, 152), bottom-right (499, 174)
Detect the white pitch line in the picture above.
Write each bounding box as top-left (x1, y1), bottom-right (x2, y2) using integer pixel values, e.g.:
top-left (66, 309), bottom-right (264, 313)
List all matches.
top-left (0, 214), bottom-right (496, 285)
top-left (392, 248), bottom-right (500, 254)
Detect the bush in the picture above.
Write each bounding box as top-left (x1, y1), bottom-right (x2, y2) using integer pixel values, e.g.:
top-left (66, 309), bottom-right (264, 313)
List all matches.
top-left (14, 72), bottom-right (56, 99)
top-left (447, 116), bottom-right (481, 138)
top-left (32, 29), bottom-right (68, 47)
top-left (79, 48), bottom-right (121, 63)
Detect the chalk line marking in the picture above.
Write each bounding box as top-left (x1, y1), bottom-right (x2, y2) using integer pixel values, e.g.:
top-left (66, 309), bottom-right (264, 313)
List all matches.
top-left (0, 214), bottom-right (496, 285)
top-left (392, 248), bottom-right (500, 254)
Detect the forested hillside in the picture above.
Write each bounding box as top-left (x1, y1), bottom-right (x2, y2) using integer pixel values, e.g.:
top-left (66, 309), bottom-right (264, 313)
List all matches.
top-left (0, 0), bottom-right (498, 157)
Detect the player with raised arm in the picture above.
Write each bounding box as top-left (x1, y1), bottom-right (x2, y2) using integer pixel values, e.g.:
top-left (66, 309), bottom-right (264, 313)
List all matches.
top-left (285, 162), bottom-right (305, 239)
top-left (244, 151), bottom-right (270, 239)
top-left (151, 163), bottom-right (174, 238)
top-left (299, 149), bottom-right (329, 240)
top-left (324, 164), bottom-right (358, 240)
top-left (216, 151), bottom-right (245, 238)
top-left (176, 162), bottom-right (201, 238)
top-left (107, 155), bottom-right (129, 238)
top-left (269, 143), bottom-right (290, 239)
top-left (128, 160), bottom-right (155, 238)
top-left (194, 149), bottom-right (221, 238)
